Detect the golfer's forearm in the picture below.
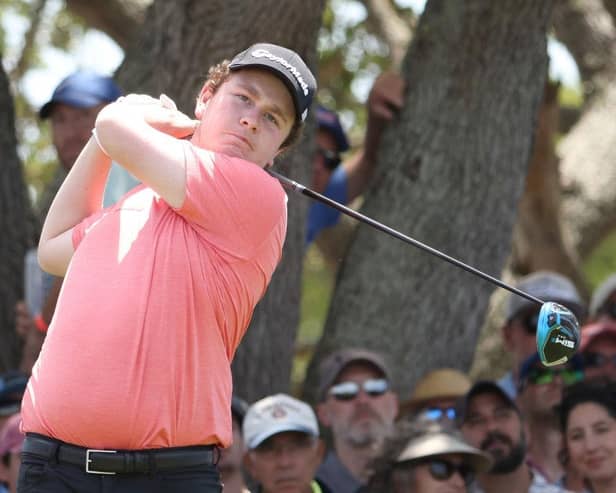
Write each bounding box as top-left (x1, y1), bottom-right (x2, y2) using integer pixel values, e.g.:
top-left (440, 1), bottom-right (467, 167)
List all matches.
top-left (39, 137), bottom-right (111, 271)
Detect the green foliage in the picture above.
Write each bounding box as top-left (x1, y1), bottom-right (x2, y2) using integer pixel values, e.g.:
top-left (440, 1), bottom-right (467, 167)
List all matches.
top-left (583, 231), bottom-right (616, 290)
top-left (559, 83), bottom-right (583, 108)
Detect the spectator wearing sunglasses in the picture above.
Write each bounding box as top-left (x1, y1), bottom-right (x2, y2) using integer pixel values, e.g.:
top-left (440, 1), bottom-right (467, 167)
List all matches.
top-left (517, 352), bottom-right (584, 484)
top-left (363, 420), bottom-right (491, 493)
top-left (242, 394), bottom-right (330, 493)
top-left (588, 273), bottom-right (616, 324)
top-left (315, 349), bottom-right (399, 493)
top-left (498, 271), bottom-right (585, 399)
top-left (459, 381), bottom-right (570, 493)
top-left (580, 320), bottom-right (616, 382)
top-left (307, 73), bottom-right (405, 255)
top-left (398, 368), bottom-right (471, 426)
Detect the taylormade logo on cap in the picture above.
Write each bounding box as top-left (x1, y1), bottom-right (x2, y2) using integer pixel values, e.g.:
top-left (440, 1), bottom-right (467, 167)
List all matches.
top-left (251, 48), bottom-right (310, 96)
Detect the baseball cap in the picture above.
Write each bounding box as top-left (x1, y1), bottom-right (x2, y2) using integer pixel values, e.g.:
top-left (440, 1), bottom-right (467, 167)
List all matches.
top-left (0, 371), bottom-right (28, 417)
top-left (229, 43), bottom-right (317, 124)
top-left (396, 422), bottom-right (492, 473)
top-left (39, 70), bottom-right (122, 119)
top-left (580, 320), bottom-right (616, 351)
top-left (457, 381), bottom-right (519, 425)
top-left (506, 271), bottom-right (584, 321)
top-left (318, 348), bottom-right (391, 401)
top-left (316, 106), bottom-right (350, 152)
top-left (399, 369), bottom-right (471, 417)
top-left (243, 393), bottom-right (319, 450)
top-left (589, 273), bottom-right (616, 318)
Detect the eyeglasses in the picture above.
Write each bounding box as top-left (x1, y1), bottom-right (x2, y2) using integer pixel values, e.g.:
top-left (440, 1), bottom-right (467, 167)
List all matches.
top-left (523, 367), bottom-right (583, 386)
top-left (583, 352), bottom-right (616, 368)
top-left (420, 407), bottom-right (457, 422)
top-left (329, 378), bottom-right (389, 401)
top-left (422, 459), bottom-right (475, 485)
top-left (317, 148), bottom-right (341, 170)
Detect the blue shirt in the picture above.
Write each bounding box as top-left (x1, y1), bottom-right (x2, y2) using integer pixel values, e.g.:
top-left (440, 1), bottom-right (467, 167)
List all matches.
top-left (306, 166), bottom-right (348, 244)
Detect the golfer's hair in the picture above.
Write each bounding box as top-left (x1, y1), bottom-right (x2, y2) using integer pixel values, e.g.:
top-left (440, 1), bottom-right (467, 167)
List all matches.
top-left (203, 60), bottom-right (303, 150)
top-left (558, 378), bottom-right (616, 432)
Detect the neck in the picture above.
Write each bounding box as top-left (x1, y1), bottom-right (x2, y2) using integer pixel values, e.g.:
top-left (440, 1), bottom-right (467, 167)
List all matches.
top-left (333, 437), bottom-right (381, 483)
top-left (477, 463), bottom-right (532, 493)
top-left (526, 419), bottom-right (563, 483)
top-left (591, 476), bottom-right (616, 493)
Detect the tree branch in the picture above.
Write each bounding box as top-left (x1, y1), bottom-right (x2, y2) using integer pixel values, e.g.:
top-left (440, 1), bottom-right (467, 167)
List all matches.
top-left (10, 0), bottom-right (48, 81)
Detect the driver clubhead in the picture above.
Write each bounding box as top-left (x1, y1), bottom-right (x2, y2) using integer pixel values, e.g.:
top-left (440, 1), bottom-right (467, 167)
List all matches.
top-left (537, 302), bottom-right (580, 367)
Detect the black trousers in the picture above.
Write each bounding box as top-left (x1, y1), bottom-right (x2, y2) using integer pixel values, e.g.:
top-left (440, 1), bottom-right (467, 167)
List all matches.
top-left (17, 448), bottom-right (222, 493)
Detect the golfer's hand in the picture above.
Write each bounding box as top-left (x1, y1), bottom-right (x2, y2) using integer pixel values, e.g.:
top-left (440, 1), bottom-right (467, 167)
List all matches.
top-left (117, 93), bottom-right (198, 139)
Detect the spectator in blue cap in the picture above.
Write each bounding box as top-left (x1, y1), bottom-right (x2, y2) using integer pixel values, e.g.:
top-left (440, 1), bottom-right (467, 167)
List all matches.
top-left (307, 73), bottom-right (405, 256)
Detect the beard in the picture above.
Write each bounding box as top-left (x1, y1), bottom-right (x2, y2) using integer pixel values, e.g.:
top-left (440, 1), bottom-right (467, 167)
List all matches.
top-left (480, 430), bottom-right (527, 474)
top-left (337, 404), bottom-right (393, 448)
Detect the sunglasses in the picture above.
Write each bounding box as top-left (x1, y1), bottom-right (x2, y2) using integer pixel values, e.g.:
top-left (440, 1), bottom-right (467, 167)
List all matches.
top-left (583, 352), bottom-right (616, 368)
top-left (421, 459), bottom-right (475, 485)
top-left (329, 378), bottom-right (389, 401)
top-left (317, 148), bottom-right (341, 170)
top-left (524, 367), bottom-right (583, 386)
top-left (515, 310), bottom-right (540, 335)
top-left (421, 407), bottom-right (457, 422)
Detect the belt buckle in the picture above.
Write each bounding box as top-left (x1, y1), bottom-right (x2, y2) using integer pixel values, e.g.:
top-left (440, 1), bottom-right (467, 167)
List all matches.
top-left (85, 449), bottom-right (117, 475)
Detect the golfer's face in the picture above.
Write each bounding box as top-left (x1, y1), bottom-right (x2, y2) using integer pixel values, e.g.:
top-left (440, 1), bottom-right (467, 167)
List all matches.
top-left (196, 69), bottom-right (295, 168)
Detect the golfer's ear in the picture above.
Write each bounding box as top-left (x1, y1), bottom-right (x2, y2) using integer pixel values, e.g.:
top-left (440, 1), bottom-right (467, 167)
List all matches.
top-left (195, 84), bottom-right (213, 119)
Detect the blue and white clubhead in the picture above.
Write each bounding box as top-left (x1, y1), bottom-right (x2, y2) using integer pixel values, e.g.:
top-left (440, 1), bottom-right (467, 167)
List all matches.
top-left (537, 302), bottom-right (580, 367)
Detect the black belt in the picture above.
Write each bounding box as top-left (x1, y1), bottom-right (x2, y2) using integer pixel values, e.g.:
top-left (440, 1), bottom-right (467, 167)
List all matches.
top-left (23, 434), bottom-right (218, 475)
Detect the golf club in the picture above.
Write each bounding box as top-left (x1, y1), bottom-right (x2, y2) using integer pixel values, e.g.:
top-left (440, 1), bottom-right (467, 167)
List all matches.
top-left (268, 169), bottom-right (580, 366)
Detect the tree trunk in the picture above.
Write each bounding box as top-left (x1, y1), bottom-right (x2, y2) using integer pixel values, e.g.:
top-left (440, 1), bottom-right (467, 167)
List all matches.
top-left (114, 0), bottom-right (325, 402)
top-left (0, 61), bottom-right (37, 371)
top-left (304, 0), bottom-right (553, 401)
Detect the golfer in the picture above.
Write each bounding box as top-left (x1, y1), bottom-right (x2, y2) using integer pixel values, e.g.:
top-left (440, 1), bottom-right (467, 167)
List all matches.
top-left (18, 43), bottom-right (316, 492)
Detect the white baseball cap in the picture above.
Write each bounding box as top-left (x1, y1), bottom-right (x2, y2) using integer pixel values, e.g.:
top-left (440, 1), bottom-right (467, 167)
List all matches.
top-left (243, 394), bottom-right (319, 450)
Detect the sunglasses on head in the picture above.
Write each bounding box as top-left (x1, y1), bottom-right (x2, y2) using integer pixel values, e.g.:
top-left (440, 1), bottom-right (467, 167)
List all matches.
top-left (420, 459), bottom-right (475, 485)
top-left (421, 407), bottom-right (457, 422)
top-left (329, 378), bottom-right (389, 401)
top-left (583, 352), bottom-right (616, 368)
top-left (524, 367), bottom-right (583, 386)
top-left (317, 148), bottom-right (341, 170)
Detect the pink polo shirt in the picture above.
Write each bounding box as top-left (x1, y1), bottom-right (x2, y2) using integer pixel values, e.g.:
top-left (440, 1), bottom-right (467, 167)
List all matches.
top-left (21, 144), bottom-right (287, 450)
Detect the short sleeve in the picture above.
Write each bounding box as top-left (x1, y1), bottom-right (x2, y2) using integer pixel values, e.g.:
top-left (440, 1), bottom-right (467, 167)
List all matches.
top-left (177, 143), bottom-right (287, 259)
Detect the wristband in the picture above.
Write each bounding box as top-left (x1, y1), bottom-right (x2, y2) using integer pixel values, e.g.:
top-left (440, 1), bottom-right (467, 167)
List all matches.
top-left (91, 128), bottom-right (111, 158)
top-left (34, 314), bottom-right (48, 333)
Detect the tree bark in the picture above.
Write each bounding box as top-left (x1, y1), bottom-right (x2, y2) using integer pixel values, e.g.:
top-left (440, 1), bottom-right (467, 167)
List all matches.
top-left (113, 0), bottom-right (325, 402)
top-left (304, 0), bottom-right (554, 401)
top-left (0, 60), bottom-right (37, 371)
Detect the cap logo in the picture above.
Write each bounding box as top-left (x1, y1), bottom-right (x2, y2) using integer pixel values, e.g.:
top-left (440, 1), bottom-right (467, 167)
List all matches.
top-left (271, 404), bottom-right (288, 419)
top-left (251, 48), bottom-right (310, 97)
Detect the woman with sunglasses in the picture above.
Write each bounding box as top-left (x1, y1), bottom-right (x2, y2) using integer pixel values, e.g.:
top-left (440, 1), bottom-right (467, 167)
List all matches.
top-left (363, 420), bottom-right (491, 493)
top-left (559, 379), bottom-right (616, 493)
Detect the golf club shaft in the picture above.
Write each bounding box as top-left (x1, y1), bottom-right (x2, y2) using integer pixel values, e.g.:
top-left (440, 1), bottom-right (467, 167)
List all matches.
top-left (268, 169), bottom-right (544, 307)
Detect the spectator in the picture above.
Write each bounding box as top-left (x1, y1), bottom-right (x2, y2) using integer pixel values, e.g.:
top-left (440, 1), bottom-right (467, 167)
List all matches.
top-left (588, 274), bottom-right (616, 323)
top-left (398, 368), bottom-right (471, 425)
top-left (0, 372), bottom-right (27, 433)
top-left (364, 420), bottom-right (491, 493)
top-left (559, 379), bottom-right (616, 493)
top-left (0, 414), bottom-right (24, 493)
top-left (498, 271), bottom-right (585, 399)
top-left (580, 320), bottom-right (616, 381)
top-left (219, 396), bottom-right (250, 493)
top-left (307, 73), bottom-right (405, 263)
top-left (315, 349), bottom-right (399, 493)
top-left (242, 393), bottom-right (329, 493)
top-left (517, 352), bottom-right (584, 483)
top-left (459, 380), bottom-right (570, 492)
top-left (16, 70), bottom-right (137, 374)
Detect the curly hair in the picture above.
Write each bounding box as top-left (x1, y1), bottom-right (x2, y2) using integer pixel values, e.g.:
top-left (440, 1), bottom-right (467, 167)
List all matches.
top-left (558, 378), bottom-right (616, 433)
top-left (202, 61), bottom-right (304, 151)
